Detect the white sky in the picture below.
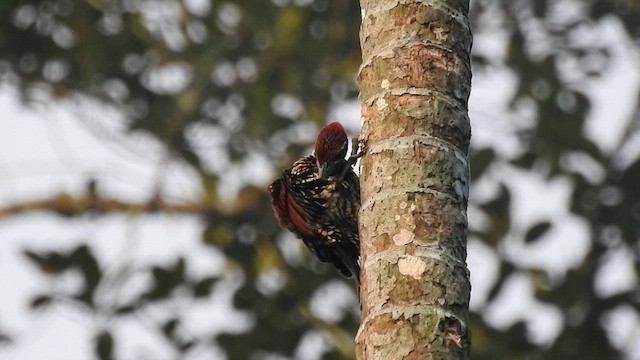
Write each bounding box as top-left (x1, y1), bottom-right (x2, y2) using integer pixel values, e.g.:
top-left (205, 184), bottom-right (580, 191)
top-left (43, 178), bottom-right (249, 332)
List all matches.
top-left (468, 13), bottom-right (640, 356)
top-left (0, 91), bottom-right (243, 360)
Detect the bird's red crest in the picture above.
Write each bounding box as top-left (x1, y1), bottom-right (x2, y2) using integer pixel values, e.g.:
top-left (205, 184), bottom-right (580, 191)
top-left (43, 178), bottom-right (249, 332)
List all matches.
top-left (314, 122), bottom-right (348, 166)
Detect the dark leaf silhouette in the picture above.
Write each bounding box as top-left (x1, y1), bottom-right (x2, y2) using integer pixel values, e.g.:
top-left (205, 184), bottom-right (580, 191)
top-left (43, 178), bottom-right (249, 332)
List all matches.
top-left (524, 221), bottom-right (552, 244)
top-left (95, 330), bottom-right (114, 360)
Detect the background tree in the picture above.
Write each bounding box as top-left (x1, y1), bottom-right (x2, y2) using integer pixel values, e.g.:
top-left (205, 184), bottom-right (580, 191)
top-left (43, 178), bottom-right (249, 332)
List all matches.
top-left (0, 0), bottom-right (639, 359)
top-left (356, 0), bottom-right (471, 358)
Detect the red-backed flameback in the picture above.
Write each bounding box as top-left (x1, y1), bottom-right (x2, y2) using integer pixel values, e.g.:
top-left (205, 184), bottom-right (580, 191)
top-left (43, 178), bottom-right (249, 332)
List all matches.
top-left (268, 122), bottom-right (362, 285)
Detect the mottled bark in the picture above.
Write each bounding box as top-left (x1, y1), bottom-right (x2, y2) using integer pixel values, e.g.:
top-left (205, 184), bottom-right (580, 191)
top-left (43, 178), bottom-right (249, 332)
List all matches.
top-left (356, 0), bottom-right (472, 359)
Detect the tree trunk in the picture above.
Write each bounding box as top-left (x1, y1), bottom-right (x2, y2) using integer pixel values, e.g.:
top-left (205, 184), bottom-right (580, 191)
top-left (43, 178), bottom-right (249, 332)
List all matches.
top-left (356, 0), bottom-right (472, 358)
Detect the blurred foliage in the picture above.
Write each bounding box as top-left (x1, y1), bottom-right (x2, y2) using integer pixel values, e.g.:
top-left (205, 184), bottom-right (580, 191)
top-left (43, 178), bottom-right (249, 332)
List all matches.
top-left (1, 0), bottom-right (640, 359)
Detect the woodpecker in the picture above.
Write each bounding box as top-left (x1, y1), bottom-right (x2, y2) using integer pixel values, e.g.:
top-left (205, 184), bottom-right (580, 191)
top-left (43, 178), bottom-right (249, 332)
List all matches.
top-left (268, 122), bottom-right (362, 283)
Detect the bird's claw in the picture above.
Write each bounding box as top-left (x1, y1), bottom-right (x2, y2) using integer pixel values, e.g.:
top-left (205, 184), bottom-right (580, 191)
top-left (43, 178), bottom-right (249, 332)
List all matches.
top-left (346, 137), bottom-right (366, 168)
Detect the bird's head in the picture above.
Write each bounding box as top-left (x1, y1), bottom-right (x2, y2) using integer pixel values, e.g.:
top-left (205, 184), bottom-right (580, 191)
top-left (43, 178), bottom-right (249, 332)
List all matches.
top-left (314, 122), bottom-right (348, 179)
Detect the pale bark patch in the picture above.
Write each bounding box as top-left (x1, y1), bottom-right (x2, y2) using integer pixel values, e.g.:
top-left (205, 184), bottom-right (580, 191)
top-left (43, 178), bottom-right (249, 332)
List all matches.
top-left (393, 229), bottom-right (414, 245)
top-left (381, 79), bottom-right (390, 89)
top-left (402, 213), bottom-right (413, 224)
top-left (369, 327), bottom-right (414, 360)
top-left (433, 27), bottom-right (448, 41)
top-left (398, 255), bottom-right (427, 279)
top-left (375, 97), bottom-right (388, 111)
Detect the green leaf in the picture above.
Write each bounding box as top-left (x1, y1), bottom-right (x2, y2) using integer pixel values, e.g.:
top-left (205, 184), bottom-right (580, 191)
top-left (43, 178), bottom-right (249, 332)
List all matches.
top-left (23, 250), bottom-right (68, 274)
top-left (470, 148), bottom-right (495, 181)
top-left (69, 245), bottom-right (102, 306)
top-left (193, 276), bottom-right (218, 297)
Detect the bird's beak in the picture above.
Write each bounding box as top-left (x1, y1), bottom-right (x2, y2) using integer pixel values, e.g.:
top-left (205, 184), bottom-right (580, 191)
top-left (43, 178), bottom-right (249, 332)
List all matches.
top-left (319, 164), bottom-right (329, 179)
top-left (319, 162), bottom-right (340, 179)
